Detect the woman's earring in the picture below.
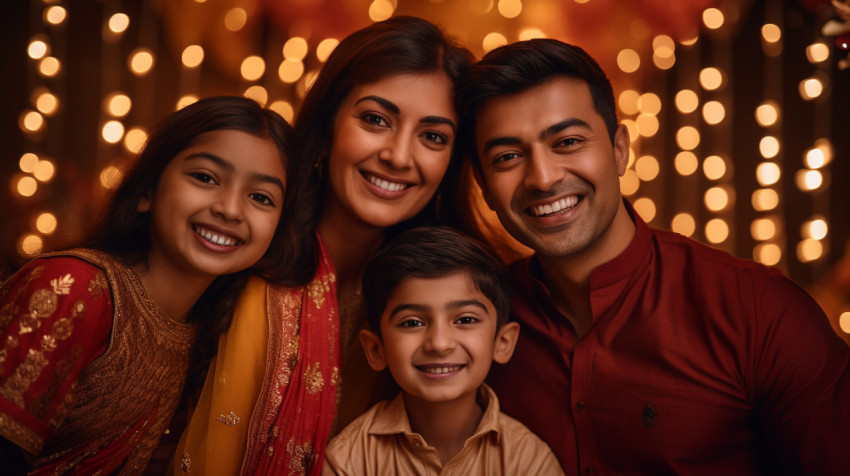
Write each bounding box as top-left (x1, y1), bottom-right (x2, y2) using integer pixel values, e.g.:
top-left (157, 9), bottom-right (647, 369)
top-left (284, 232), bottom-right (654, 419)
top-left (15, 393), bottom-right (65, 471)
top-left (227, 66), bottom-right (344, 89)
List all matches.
top-left (314, 157), bottom-right (326, 180)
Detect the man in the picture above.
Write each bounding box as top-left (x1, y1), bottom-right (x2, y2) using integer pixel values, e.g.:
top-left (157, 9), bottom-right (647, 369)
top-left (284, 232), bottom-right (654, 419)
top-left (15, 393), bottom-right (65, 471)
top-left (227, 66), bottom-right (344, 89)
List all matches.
top-left (461, 39), bottom-right (850, 475)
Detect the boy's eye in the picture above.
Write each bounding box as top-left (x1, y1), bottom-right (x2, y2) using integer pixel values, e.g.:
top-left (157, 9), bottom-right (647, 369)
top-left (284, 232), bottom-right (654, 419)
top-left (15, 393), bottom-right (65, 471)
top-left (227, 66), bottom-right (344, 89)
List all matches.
top-left (399, 318), bottom-right (424, 328)
top-left (250, 193), bottom-right (275, 206)
top-left (455, 315), bottom-right (480, 325)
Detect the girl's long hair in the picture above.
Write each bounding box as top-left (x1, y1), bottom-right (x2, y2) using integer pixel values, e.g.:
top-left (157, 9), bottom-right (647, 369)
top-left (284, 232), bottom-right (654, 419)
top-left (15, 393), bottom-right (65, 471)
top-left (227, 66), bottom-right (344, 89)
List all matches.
top-left (81, 95), bottom-right (314, 398)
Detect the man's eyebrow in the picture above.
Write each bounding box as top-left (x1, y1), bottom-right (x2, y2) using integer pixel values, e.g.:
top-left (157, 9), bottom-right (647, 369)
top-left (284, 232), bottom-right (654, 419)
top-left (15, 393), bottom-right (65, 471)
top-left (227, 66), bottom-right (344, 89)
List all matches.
top-left (482, 136), bottom-right (523, 155)
top-left (184, 153), bottom-right (285, 194)
top-left (539, 118), bottom-right (591, 140)
top-left (355, 95), bottom-right (399, 114)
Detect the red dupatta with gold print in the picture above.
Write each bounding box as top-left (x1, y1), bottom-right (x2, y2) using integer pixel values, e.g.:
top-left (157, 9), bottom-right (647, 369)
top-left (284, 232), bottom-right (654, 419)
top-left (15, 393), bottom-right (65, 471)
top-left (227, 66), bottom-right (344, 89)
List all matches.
top-left (241, 235), bottom-right (340, 475)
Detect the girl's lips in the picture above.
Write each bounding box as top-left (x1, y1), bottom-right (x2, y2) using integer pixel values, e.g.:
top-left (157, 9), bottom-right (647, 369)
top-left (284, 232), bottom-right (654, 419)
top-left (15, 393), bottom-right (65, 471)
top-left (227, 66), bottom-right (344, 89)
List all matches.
top-left (192, 224), bottom-right (244, 248)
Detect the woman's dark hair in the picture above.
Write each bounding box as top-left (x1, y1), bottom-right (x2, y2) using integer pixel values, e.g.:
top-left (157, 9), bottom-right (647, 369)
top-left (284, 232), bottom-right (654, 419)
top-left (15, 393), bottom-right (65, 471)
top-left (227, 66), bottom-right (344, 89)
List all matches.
top-left (362, 226), bottom-right (511, 336)
top-left (81, 95), bottom-right (314, 398)
top-left (294, 15), bottom-right (474, 234)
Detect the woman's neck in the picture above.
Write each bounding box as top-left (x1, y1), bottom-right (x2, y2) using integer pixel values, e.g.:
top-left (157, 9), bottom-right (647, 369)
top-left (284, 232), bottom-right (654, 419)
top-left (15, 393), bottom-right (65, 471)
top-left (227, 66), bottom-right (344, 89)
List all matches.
top-left (403, 390), bottom-right (483, 466)
top-left (317, 208), bottom-right (385, 300)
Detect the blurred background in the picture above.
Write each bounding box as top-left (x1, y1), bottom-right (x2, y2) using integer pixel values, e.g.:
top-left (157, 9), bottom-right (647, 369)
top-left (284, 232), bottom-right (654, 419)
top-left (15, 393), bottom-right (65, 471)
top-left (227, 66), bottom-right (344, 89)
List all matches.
top-left (1, 0), bottom-right (849, 342)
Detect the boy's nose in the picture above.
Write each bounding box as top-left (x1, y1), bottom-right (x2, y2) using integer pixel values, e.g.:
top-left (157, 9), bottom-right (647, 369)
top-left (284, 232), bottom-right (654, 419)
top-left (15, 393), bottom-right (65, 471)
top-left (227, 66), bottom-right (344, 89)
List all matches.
top-left (424, 324), bottom-right (455, 353)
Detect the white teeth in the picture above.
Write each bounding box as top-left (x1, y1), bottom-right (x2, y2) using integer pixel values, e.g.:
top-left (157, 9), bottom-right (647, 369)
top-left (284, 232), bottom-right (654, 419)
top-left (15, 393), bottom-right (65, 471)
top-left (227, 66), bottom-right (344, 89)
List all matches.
top-left (194, 226), bottom-right (240, 247)
top-left (367, 173), bottom-right (407, 192)
top-left (531, 196), bottom-right (579, 217)
top-left (420, 365), bottom-right (462, 374)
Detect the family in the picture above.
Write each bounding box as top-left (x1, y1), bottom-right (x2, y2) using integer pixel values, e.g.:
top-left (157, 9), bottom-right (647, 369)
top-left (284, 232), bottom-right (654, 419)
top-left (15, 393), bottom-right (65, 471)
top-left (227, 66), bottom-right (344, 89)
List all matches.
top-left (1, 15), bottom-right (848, 476)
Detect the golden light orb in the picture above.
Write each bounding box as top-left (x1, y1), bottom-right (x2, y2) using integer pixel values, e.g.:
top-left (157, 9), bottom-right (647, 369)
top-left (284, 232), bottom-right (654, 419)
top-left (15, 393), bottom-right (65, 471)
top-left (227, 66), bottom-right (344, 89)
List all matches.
top-left (635, 155), bottom-right (659, 181)
top-left (803, 218), bottom-right (828, 240)
top-left (702, 100), bottom-right (725, 125)
top-left (33, 160), bottom-right (55, 182)
top-left (761, 23), bottom-right (781, 43)
top-left (636, 113), bottom-right (659, 137)
top-left (35, 91), bottom-right (58, 115)
top-left (497, 0), bottom-right (522, 18)
top-left (241, 56), bottom-right (265, 81)
top-left (36, 212), bottom-right (57, 234)
top-left (756, 162), bottom-right (781, 186)
top-left (633, 198), bottom-right (657, 223)
top-left (108, 13), bottom-right (130, 33)
top-left (806, 42), bottom-right (829, 63)
top-left (19, 234), bottom-right (43, 257)
top-left (20, 110), bottom-right (45, 132)
top-left (99, 165), bottom-right (123, 189)
top-left (675, 89), bottom-right (699, 114)
top-left (269, 100), bottom-right (295, 123)
top-left (705, 218), bottom-right (729, 244)
top-left (699, 67), bottom-right (723, 90)
top-left (369, 0), bottom-right (395, 21)
top-left (224, 8), bottom-right (248, 32)
top-left (243, 85), bottom-right (268, 106)
top-left (751, 218), bottom-right (777, 241)
top-left (754, 243), bottom-right (782, 265)
top-left (619, 90), bottom-right (640, 115)
top-left (176, 95), bottom-right (198, 110)
top-left (704, 186), bottom-right (729, 211)
top-left (617, 49), bottom-right (640, 73)
top-left (28, 39), bottom-right (48, 59)
top-left (316, 39), bottom-right (339, 62)
top-left (45, 5), bottom-right (67, 25)
top-left (703, 155), bottom-right (726, 180)
top-left (102, 120), bottom-right (125, 144)
top-left (795, 169), bottom-right (823, 191)
top-left (755, 101), bottom-right (779, 127)
top-left (796, 239), bottom-right (823, 263)
top-left (703, 8), bottom-right (724, 30)
top-left (620, 169), bottom-right (640, 196)
top-left (19, 153), bottom-right (39, 173)
top-left (676, 126), bottom-right (700, 150)
top-left (671, 213), bottom-right (696, 237)
top-left (105, 93), bottom-right (132, 117)
top-left (129, 49), bottom-right (155, 75)
top-left (839, 312), bottom-right (850, 335)
top-left (638, 93), bottom-right (661, 115)
top-left (17, 176), bottom-right (38, 197)
top-left (799, 77), bottom-right (824, 100)
top-left (278, 59), bottom-right (304, 83)
top-left (124, 127), bottom-right (148, 154)
top-left (283, 37), bottom-right (308, 60)
top-left (751, 188), bottom-right (779, 211)
top-left (759, 136), bottom-right (780, 159)
top-left (805, 147), bottom-right (826, 169)
top-left (39, 56), bottom-right (61, 77)
top-left (483, 33), bottom-right (508, 53)
top-left (182, 45), bottom-right (204, 68)
top-left (674, 151), bottom-right (699, 176)
top-left (519, 28), bottom-right (545, 41)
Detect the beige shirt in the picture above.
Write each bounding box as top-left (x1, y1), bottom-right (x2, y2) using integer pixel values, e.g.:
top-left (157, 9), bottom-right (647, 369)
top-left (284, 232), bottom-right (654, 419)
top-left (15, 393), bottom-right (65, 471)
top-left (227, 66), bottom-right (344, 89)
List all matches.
top-left (323, 384), bottom-right (564, 475)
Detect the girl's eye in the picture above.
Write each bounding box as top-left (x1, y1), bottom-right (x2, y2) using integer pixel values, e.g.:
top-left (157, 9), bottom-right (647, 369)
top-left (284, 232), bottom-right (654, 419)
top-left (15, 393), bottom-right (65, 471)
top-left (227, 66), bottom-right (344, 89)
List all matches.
top-left (456, 315), bottom-right (480, 325)
top-left (361, 112), bottom-right (389, 128)
top-left (399, 319), bottom-right (424, 328)
top-left (422, 131), bottom-right (449, 145)
top-left (189, 172), bottom-right (216, 184)
top-left (250, 193), bottom-right (275, 206)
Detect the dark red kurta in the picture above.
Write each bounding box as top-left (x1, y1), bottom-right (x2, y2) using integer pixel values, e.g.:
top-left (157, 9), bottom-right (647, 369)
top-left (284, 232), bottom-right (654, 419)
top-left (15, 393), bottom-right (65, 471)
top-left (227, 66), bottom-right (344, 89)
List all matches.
top-left (488, 202), bottom-right (850, 475)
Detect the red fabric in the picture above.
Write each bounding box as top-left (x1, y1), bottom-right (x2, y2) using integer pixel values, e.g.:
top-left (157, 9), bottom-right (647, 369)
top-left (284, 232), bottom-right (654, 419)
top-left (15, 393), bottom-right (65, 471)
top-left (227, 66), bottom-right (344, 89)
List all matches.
top-left (246, 235), bottom-right (341, 475)
top-left (488, 200), bottom-right (850, 475)
top-left (0, 257), bottom-right (111, 456)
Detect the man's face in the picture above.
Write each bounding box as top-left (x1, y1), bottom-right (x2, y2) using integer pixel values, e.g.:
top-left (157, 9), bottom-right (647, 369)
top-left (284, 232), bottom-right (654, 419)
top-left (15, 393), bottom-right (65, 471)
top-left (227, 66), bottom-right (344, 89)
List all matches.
top-left (474, 77), bottom-right (630, 261)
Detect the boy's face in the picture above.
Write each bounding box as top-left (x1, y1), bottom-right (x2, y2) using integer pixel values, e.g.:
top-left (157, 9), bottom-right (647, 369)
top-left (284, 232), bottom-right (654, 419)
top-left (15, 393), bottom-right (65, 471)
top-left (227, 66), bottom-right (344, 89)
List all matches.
top-left (360, 272), bottom-right (519, 406)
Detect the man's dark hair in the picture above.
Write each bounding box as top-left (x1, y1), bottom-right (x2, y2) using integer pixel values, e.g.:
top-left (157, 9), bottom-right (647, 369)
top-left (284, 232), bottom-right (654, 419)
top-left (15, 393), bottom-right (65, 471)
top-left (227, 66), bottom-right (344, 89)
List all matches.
top-left (362, 227), bottom-right (510, 336)
top-left (460, 38), bottom-right (618, 174)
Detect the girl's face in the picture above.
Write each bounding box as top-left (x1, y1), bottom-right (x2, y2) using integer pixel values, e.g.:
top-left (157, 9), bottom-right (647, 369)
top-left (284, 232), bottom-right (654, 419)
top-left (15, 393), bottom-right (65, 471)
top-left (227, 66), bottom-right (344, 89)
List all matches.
top-left (138, 129), bottom-right (286, 281)
top-left (323, 72), bottom-right (457, 229)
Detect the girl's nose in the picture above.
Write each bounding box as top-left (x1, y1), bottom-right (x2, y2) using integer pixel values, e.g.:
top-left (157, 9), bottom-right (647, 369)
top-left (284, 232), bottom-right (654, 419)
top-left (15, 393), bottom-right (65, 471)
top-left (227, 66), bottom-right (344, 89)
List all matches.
top-left (211, 188), bottom-right (243, 222)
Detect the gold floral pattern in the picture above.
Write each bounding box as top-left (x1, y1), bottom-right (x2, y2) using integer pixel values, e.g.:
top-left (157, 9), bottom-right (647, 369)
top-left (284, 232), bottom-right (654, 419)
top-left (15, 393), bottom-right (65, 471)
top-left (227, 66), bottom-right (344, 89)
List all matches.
top-left (215, 411), bottom-right (241, 427)
top-left (88, 271), bottom-right (107, 299)
top-left (304, 362), bottom-right (324, 395)
top-left (286, 438), bottom-right (315, 476)
top-left (181, 452), bottom-right (191, 473)
top-left (50, 274), bottom-right (74, 295)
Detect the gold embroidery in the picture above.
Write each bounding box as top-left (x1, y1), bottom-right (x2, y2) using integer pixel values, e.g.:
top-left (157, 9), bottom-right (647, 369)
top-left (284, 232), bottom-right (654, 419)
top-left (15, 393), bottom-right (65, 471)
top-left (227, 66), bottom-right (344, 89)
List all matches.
top-left (0, 412), bottom-right (44, 454)
top-left (181, 452), bottom-right (191, 473)
top-left (304, 362), bottom-right (324, 395)
top-left (306, 277), bottom-right (328, 310)
top-left (88, 271), bottom-right (108, 299)
top-left (215, 411), bottom-right (241, 427)
top-left (52, 317), bottom-right (74, 340)
top-left (0, 348), bottom-right (50, 406)
top-left (272, 426), bottom-right (280, 438)
top-left (331, 366), bottom-right (340, 386)
top-left (28, 288), bottom-right (58, 319)
top-left (286, 438), bottom-right (315, 476)
top-left (50, 273), bottom-right (74, 295)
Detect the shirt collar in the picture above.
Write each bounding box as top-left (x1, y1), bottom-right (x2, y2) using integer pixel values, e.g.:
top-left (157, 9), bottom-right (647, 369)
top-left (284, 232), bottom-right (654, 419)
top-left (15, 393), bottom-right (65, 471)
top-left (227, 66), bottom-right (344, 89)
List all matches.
top-left (367, 384), bottom-right (502, 444)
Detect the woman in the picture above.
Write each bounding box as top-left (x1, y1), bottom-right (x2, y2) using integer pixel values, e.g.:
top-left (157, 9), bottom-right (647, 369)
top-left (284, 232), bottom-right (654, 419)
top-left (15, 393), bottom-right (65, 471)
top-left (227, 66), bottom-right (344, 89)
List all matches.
top-left (175, 16), bottom-right (473, 475)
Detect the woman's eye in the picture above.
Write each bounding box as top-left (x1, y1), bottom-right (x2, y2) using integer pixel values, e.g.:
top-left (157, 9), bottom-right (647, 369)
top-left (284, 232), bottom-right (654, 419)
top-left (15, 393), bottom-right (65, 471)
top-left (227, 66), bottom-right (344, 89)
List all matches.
top-left (361, 113), bottom-right (389, 127)
top-left (189, 172), bottom-right (216, 184)
top-left (250, 193), bottom-right (275, 206)
top-left (399, 319), bottom-right (424, 328)
top-left (422, 131), bottom-right (448, 145)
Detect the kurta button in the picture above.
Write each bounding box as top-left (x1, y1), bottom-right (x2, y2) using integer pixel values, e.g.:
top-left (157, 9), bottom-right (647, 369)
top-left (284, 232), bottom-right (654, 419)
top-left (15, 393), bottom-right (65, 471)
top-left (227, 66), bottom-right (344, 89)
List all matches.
top-left (412, 437), bottom-right (423, 448)
top-left (585, 464), bottom-right (596, 473)
top-left (576, 400), bottom-right (586, 411)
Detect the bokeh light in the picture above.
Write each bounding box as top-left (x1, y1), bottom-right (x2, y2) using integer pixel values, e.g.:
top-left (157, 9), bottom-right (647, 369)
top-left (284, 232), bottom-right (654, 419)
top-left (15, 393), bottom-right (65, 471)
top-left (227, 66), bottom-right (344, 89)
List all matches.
top-left (483, 32), bottom-right (508, 52)
top-left (102, 120), bottom-right (125, 143)
top-left (244, 85), bottom-right (268, 106)
top-left (19, 153), bottom-right (39, 173)
top-left (635, 155), bottom-right (659, 181)
top-left (129, 49), bottom-right (155, 75)
top-left (124, 127), bottom-right (148, 154)
top-left (108, 13), bottom-right (130, 33)
top-left (33, 160), bottom-right (55, 182)
top-left (633, 198), bottom-right (656, 223)
top-left (705, 218), bottom-right (729, 244)
top-left (675, 151), bottom-right (699, 176)
top-left (283, 37), bottom-right (309, 60)
top-left (756, 162), bottom-right (781, 186)
top-left (795, 169), bottom-right (823, 191)
top-left (704, 186), bottom-right (730, 211)
top-left (316, 39), bottom-right (339, 62)
top-left (100, 165), bottom-right (123, 189)
top-left (619, 90), bottom-right (640, 115)
top-left (39, 56), bottom-right (61, 77)
top-left (702, 100), bottom-right (725, 125)
top-left (241, 56), bottom-right (265, 81)
top-left (617, 48), bottom-right (640, 73)
top-left (806, 42), bottom-right (829, 63)
top-left (17, 176), bottom-right (38, 197)
top-left (19, 234), bottom-right (43, 257)
top-left (224, 8), bottom-right (247, 31)
top-left (671, 213), bottom-right (696, 237)
top-left (676, 126), bottom-right (700, 150)
top-left (36, 212), bottom-right (57, 234)
top-left (675, 89), bottom-right (699, 114)
top-left (754, 243), bottom-right (781, 266)
top-left (703, 155), bottom-right (726, 180)
top-left (759, 136), bottom-right (780, 159)
top-left (369, 0), bottom-right (395, 21)
top-left (755, 101), bottom-right (779, 127)
top-left (751, 188), bottom-right (779, 211)
top-left (751, 218), bottom-right (777, 241)
top-left (703, 8), bottom-right (724, 29)
top-left (279, 59), bottom-right (305, 83)
top-left (796, 239), bottom-right (823, 263)
top-left (182, 45), bottom-right (204, 68)
top-left (699, 67), bottom-right (723, 90)
top-left (105, 93), bottom-right (132, 117)
top-left (761, 23), bottom-right (781, 43)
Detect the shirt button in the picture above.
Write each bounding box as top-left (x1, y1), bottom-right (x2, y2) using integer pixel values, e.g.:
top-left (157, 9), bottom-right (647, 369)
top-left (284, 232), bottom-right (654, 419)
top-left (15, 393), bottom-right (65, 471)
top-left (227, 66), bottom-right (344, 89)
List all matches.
top-left (585, 465), bottom-right (596, 473)
top-left (412, 437), bottom-right (423, 448)
top-left (576, 400), bottom-right (586, 411)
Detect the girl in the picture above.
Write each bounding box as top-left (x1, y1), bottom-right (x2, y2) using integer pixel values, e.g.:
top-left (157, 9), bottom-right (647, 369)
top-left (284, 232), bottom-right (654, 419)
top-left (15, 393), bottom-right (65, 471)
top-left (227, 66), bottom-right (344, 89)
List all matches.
top-left (176, 16), bottom-right (473, 476)
top-left (0, 96), bottom-right (309, 474)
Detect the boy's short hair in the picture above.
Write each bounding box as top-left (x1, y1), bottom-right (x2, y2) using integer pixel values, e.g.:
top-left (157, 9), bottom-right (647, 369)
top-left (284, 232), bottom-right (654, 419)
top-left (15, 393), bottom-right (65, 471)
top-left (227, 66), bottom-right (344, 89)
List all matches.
top-left (362, 227), bottom-right (510, 336)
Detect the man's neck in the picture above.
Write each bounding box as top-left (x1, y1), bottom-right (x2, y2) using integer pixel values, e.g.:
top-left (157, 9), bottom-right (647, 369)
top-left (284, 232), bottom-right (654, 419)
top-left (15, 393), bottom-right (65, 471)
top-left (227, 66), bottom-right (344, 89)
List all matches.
top-left (535, 199), bottom-right (637, 337)
top-left (403, 390), bottom-right (484, 466)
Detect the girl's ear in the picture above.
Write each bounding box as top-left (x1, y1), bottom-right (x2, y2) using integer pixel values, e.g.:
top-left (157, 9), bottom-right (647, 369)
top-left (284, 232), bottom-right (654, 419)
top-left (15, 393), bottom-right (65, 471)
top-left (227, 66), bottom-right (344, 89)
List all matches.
top-left (359, 329), bottom-right (387, 371)
top-left (137, 191), bottom-right (152, 213)
top-left (492, 322), bottom-right (520, 364)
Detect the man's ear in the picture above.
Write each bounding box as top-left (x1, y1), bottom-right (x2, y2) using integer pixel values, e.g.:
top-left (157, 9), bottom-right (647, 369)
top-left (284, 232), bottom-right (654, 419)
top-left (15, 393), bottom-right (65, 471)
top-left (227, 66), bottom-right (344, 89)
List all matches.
top-left (471, 165), bottom-right (495, 211)
top-left (613, 123), bottom-right (630, 176)
top-left (136, 191), bottom-right (152, 213)
top-left (359, 329), bottom-right (387, 371)
top-left (492, 322), bottom-right (520, 364)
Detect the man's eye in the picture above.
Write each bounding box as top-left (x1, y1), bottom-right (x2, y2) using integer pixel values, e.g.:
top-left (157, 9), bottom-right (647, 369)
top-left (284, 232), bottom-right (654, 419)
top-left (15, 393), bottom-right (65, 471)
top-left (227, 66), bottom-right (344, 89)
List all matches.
top-left (493, 152), bottom-right (520, 165)
top-left (556, 137), bottom-right (582, 148)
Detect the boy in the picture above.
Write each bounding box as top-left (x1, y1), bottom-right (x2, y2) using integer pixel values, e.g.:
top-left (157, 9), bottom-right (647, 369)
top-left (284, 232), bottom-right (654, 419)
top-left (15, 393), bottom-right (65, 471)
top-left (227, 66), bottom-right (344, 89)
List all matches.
top-left (322, 227), bottom-right (563, 475)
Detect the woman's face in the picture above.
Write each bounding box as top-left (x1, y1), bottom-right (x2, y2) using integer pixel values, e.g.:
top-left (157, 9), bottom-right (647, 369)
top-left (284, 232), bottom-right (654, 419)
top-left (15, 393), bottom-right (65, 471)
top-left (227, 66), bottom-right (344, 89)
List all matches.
top-left (324, 72), bottom-right (456, 229)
